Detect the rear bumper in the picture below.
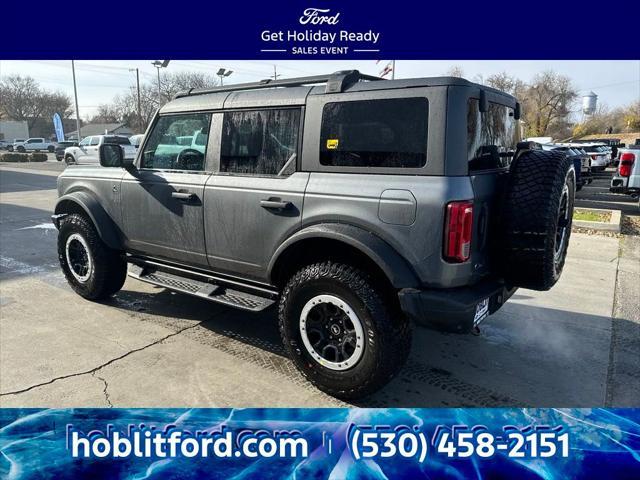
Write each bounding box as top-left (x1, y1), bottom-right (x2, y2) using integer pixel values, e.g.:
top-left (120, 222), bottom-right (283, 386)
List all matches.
top-left (398, 279), bottom-right (517, 333)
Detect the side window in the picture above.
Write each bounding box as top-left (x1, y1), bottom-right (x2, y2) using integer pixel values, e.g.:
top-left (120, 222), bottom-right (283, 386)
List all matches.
top-left (90, 137), bottom-right (100, 146)
top-left (319, 98), bottom-right (428, 168)
top-left (142, 113), bottom-right (212, 171)
top-left (467, 99), bottom-right (519, 171)
top-left (220, 108), bottom-right (300, 176)
top-left (79, 137), bottom-right (91, 146)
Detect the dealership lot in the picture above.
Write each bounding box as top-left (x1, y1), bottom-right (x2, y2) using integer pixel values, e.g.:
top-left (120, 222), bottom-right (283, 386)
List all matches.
top-left (0, 160), bottom-right (638, 407)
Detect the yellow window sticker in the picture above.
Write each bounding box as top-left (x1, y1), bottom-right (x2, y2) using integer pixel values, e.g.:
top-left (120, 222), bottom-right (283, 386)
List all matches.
top-left (326, 139), bottom-right (339, 149)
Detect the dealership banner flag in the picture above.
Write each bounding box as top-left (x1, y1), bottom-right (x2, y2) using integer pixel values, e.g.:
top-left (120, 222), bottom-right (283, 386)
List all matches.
top-left (52, 113), bottom-right (64, 143)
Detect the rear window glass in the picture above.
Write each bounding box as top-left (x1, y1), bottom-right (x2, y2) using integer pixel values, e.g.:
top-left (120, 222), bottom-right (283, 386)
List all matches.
top-left (468, 99), bottom-right (518, 171)
top-left (104, 136), bottom-right (131, 145)
top-left (319, 98), bottom-right (428, 169)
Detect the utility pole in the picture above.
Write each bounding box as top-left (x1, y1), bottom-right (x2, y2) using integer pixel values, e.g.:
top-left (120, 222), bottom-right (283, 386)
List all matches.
top-left (272, 65), bottom-right (281, 81)
top-left (71, 60), bottom-right (81, 140)
top-left (391, 60), bottom-right (396, 80)
top-left (129, 68), bottom-right (141, 130)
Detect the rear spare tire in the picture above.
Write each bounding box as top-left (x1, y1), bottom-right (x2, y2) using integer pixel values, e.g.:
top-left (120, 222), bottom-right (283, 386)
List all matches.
top-left (500, 149), bottom-right (575, 291)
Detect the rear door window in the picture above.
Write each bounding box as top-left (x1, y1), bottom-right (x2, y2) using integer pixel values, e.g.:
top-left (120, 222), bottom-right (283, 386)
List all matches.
top-left (319, 98), bottom-right (428, 168)
top-left (220, 108), bottom-right (300, 176)
top-left (467, 99), bottom-right (519, 171)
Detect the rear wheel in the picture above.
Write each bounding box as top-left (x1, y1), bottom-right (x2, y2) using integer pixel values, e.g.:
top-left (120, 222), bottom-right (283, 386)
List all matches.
top-left (279, 261), bottom-right (411, 400)
top-left (57, 214), bottom-right (127, 300)
top-left (500, 149), bottom-right (575, 291)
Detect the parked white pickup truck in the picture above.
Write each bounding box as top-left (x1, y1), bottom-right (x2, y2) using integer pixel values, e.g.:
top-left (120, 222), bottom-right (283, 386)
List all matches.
top-left (12, 137), bottom-right (55, 153)
top-left (64, 135), bottom-right (136, 165)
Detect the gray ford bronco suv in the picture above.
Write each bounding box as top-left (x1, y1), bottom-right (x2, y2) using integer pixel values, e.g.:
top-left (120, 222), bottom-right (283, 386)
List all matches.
top-left (53, 71), bottom-right (575, 399)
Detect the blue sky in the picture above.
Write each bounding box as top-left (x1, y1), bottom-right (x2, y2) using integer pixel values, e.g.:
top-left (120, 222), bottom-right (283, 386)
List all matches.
top-left (0, 60), bottom-right (638, 120)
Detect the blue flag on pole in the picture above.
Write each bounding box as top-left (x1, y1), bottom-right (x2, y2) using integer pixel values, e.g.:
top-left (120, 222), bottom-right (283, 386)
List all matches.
top-left (53, 113), bottom-right (65, 142)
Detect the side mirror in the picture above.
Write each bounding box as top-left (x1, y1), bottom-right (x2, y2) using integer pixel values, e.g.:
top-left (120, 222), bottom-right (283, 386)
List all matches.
top-left (99, 144), bottom-right (134, 168)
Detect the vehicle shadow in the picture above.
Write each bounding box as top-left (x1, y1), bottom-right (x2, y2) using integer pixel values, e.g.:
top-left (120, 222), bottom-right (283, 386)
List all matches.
top-left (0, 170), bottom-right (58, 193)
top-left (106, 283), bottom-right (637, 408)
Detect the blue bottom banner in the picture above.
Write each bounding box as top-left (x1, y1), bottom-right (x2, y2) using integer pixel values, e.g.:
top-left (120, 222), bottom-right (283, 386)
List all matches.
top-left (1, 408), bottom-right (639, 478)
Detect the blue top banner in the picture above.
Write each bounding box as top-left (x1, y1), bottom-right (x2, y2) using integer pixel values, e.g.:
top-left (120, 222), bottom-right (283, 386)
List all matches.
top-left (1, 1), bottom-right (639, 59)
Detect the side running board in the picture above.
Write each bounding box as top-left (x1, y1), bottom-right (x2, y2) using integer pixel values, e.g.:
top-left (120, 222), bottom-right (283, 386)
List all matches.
top-left (128, 265), bottom-right (275, 312)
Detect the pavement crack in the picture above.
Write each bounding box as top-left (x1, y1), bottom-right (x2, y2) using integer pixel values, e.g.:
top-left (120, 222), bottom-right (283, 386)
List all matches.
top-left (0, 323), bottom-right (202, 397)
top-left (93, 372), bottom-right (113, 408)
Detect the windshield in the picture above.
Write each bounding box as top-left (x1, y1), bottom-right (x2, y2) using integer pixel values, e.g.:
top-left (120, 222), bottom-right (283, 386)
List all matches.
top-left (584, 146), bottom-right (602, 153)
top-left (104, 136), bottom-right (131, 145)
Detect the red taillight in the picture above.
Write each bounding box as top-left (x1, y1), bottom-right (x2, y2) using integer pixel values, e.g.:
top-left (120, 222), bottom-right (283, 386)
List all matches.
top-left (619, 152), bottom-right (635, 177)
top-left (444, 201), bottom-right (473, 263)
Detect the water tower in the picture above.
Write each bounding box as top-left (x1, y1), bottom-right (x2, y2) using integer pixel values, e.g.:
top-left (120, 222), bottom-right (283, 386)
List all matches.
top-left (582, 91), bottom-right (598, 116)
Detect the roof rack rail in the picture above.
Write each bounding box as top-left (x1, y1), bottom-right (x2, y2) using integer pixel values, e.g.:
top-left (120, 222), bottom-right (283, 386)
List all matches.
top-left (174, 70), bottom-right (383, 99)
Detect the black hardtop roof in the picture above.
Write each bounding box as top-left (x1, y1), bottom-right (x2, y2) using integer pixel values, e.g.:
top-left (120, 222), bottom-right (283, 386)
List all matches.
top-left (160, 70), bottom-right (515, 113)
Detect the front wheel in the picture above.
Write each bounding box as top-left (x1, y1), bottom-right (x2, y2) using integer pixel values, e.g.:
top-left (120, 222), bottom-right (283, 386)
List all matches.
top-left (65, 154), bottom-right (75, 165)
top-left (279, 261), bottom-right (411, 400)
top-left (57, 214), bottom-right (127, 300)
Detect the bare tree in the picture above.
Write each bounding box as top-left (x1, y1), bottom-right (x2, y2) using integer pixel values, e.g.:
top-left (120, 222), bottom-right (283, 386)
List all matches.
top-left (93, 71), bottom-right (219, 132)
top-left (520, 71), bottom-right (577, 138)
top-left (445, 66), bottom-right (465, 78)
top-left (485, 72), bottom-right (526, 97)
top-left (159, 71), bottom-right (218, 103)
top-left (0, 75), bottom-right (72, 129)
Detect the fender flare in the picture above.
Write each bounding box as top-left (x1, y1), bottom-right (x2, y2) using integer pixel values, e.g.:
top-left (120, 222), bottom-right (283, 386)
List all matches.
top-left (268, 223), bottom-right (420, 288)
top-left (54, 191), bottom-right (123, 250)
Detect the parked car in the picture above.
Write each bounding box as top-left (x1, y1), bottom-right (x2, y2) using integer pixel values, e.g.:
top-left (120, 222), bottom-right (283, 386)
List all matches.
top-left (12, 137), bottom-right (55, 153)
top-left (129, 134), bottom-right (144, 149)
top-left (55, 141), bottom-right (78, 161)
top-left (580, 144), bottom-right (609, 171)
top-left (63, 135), bottom-right (136, 164)
top-left (544, 145), bottom-right (592, 191)
top-left (6, 138), bottom-right (25, 152)
top-left (610, 146), bottom-right (639, 197)
top-left (52, 71), bottom-right (575, 399)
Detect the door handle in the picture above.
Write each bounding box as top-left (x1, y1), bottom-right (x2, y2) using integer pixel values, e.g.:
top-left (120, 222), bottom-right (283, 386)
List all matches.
top-left (260, 198), bottom-right (292, 210)
top-left (171, 191), bottom-right (197, 202)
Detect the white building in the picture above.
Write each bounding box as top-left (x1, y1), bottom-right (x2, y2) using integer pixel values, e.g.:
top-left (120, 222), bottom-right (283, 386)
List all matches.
top-left (0, 120), bottom-right (29, 142)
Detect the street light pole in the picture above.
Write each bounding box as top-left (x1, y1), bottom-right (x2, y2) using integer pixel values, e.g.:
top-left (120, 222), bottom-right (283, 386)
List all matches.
top-left (152, 60), bottom-right (170, 107)
top-left (71, 60), bottom-right (81, 140)
top-left (216, 68), bottom-right (233, 86)
top-left (272, 65), bottom-right (281, 81)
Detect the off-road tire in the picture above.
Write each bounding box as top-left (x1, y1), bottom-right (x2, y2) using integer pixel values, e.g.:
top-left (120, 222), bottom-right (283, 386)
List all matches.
top-left (279, 261), bottom-right (411, 400)
top-left (500, 149), bottom-right (575, 291)
top-left (58, 213), bottom-right (127, 300)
